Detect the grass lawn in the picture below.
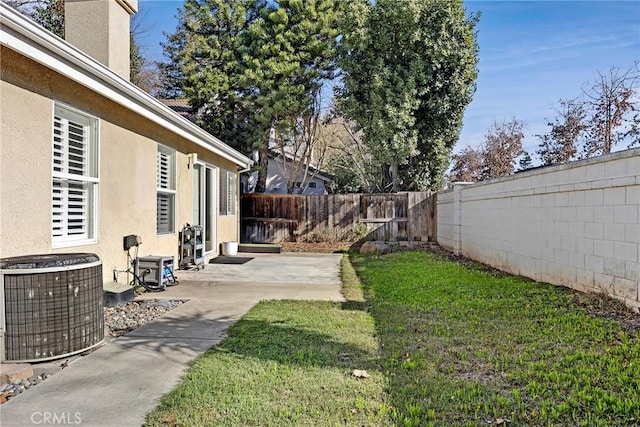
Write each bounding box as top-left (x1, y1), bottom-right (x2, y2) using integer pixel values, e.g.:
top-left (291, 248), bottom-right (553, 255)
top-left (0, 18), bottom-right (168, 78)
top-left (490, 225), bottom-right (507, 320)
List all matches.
top-left (145, 250), bottom-right (640, 426)
top-left (144, 256), bottom-right (390, 426)
top-left (353, 251), bottom-right (640, 426)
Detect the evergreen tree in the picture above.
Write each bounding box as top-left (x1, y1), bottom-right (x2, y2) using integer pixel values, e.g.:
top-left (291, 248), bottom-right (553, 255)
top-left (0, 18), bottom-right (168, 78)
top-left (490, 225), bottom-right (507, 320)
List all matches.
top-left (162, 0), bottom-right (342, 192)
top-left (518, 151), bottom-right (533, 170)
top-left (32, 0), bottom-right (64, 38)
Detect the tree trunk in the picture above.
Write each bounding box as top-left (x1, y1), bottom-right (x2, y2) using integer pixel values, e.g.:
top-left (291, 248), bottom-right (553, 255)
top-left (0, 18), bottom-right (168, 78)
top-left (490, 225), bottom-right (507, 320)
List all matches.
top-left (254, 146), bottom-right (269, 193)
top-left (391, 160), bottom-right (399, 193)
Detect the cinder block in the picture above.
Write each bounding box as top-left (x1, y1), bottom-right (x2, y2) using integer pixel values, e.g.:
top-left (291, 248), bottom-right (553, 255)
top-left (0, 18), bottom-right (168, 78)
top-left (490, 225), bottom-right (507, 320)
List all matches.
top-left (576, 237), bottom-right (594, 255)
top-left (603, 187), bottom-right (626, 205)
top-left (625, 262), bottom-right (639, 282)
top-left (614, 241), bottom-right (638, 263)
top-left (554, 249), bottom-right (569, 265)
top-left (568, 222), bottom-right (585, 237)
top-left (593, 206), bottom-right (614, 223)
top-left (593, 240), bottom-right (614, 258)
top-left (609, 176), bottom-right (637, 188)
top-left (585, 254), bottom-right (604, 273)
top-left (576, 268), bottom-right (594, 287)
top-left (603, 257), bottom-right (626, 277)
top-left (584, 189), bottom-right (604, 206)
top-left (585, 162), bottom-right (606, 181)
top-left (612, 277), bottom-right (638, 301)
top-left (561, 206), bottom-right (577, 222)
top-left (568, 251), bottom-right (585, 269)
top-left (0, 363), bottom-right (34, 384)
top-left (585, 222), bottom-right (604, 240)
top-left (570, 166), bottom-right (587, 184)
top-left (554, 170), bottom-right (571, 186)
top-left (604, 223), bottom-right (626, 242)
top-left (604, 159), bottom-right (628, 179)
top-left (626, 224), bottom-right (640, 244)
top-left (554, 192), bottom-right (570, 207)
top-left (530, 195), bottom-right (542, 208)
top-left (561, 235), bottom-right (577, 252)
top-left (576, 206), bottom-right (594, 222)
top-left (627, 186), bottom-right (640, 205)
top-left (626, 157), bottom-right (640, 176)
top-left (554, 221), bottom-right (569, 236)
top-left (593, 272), bottom-right (614, 292)
top-left (561, 264), bottom-right (577, 283)
top-left (614, 205), bottom-right (638, 224)
top-left (568, 191), bottom-right (585, 207)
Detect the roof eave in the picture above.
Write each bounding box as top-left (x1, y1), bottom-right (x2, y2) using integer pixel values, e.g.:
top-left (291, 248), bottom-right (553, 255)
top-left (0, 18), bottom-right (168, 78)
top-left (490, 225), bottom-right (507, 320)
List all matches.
top-left (0, 4), bottom-right (252, 171)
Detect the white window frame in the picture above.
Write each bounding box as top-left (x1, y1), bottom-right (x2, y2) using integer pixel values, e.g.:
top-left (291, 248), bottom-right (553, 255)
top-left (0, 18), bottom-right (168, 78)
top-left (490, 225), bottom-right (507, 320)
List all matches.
top-left (157, 144), bottom-right (176, 234)
top-left (219, 168), bottom-right (237, 216)
top-left (51, 103), bottom-right (99, 248)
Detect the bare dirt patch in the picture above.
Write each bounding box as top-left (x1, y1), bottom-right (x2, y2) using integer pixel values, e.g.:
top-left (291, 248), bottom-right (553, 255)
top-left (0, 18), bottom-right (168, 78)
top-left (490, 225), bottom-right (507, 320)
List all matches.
top-left (280, 241), bottom-right (358, 253)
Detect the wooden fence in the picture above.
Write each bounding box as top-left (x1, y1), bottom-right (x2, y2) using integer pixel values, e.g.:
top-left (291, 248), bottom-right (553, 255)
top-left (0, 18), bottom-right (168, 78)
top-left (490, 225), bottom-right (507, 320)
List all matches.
top-left (240, 192), bottom-right (436, 243)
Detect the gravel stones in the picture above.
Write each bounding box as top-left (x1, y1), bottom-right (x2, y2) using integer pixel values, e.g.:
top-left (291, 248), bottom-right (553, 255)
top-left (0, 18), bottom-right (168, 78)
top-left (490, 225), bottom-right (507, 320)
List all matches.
top-left (104, 299), bottom-right (184, 337)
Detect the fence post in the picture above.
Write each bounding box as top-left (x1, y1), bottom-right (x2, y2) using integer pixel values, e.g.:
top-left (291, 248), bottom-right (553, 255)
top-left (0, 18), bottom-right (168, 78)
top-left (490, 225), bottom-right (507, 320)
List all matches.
top-left (452, 182), bottom-right (473, 255)
top-left (407, 191), bottom-right (433, 241)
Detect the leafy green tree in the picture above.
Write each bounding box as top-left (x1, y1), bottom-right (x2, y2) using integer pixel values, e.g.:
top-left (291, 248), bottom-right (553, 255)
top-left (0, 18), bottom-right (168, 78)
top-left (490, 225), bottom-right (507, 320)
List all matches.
top-left (337, 0), bottom-right (479, 192)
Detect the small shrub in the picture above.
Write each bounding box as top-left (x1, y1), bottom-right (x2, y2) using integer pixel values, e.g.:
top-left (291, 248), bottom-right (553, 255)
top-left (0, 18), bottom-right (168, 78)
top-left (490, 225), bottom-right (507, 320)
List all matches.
top-left (304, 227), bottom-right (336, 243)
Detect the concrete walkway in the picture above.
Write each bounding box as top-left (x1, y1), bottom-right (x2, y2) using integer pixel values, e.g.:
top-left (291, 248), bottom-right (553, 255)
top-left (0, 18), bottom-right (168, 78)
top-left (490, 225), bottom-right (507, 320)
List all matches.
top-left (0, 253), bottom-right (343, 427)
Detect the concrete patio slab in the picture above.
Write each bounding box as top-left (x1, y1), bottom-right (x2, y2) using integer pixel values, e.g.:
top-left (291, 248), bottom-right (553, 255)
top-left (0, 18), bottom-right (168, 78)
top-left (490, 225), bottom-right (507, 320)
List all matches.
top-left (0, 252), bottom-right (343, 427)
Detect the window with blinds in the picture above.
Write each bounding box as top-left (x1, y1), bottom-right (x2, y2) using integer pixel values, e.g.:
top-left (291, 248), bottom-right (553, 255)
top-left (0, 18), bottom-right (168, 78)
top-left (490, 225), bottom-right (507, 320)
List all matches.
top-left (52, 104), bottom-right (98, 247)
top-left (219, 169), bottom-right (237, 216)
top-left (157, 144), bottom-right (176, 234)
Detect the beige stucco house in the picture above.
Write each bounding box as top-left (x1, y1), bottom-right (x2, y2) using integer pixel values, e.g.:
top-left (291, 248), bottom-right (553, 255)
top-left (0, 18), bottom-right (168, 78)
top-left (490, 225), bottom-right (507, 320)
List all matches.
top-left (0, 1), bottom-right (252, 284)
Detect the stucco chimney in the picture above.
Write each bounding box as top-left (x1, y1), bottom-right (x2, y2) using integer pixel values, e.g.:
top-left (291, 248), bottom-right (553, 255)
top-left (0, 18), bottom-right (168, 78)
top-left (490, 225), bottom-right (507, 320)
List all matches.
top-left (64, 0), bottom-right (138, 81)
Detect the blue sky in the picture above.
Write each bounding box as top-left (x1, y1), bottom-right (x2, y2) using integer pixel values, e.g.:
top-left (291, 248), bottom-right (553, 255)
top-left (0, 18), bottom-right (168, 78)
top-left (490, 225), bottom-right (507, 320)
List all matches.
top-left (137, 0), bottom-right (640, 161)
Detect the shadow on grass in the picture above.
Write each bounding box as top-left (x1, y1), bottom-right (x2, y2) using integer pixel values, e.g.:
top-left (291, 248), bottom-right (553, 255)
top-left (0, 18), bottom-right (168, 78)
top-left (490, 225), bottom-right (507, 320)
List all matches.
top-left (211, 318), bottom-right (379, 370)
top-left (341, 300), bottom-right (371, 312)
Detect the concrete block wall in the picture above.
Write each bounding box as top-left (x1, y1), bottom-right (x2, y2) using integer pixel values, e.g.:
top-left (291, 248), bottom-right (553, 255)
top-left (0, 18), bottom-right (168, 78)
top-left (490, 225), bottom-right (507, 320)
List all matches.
top-left (436, 189), bottom-right (455, 251)
top-left (436, 148), bottom-right (640, 307)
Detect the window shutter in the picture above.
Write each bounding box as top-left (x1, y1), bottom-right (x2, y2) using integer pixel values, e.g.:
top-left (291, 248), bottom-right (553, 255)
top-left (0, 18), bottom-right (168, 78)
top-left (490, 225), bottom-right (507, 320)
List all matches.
top-left (219, 170), bottom-right (236, 216)
top-left (52, 114), bottom-right (91, 241)
top-left (157, 149), bottom-right (171, 189)
top-left (156, 145), bottom-right (175, 234)
top-left (156, 193), bottom-right (172, 234)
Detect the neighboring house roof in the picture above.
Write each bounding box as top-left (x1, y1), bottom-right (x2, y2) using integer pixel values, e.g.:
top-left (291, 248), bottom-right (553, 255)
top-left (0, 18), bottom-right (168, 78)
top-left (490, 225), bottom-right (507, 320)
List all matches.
top-left (0, 3), bottom-right (252, 171)
top-left (268, 149), bottom-right (334, 183)
top-left (159, 98), bottom-right (200, 123)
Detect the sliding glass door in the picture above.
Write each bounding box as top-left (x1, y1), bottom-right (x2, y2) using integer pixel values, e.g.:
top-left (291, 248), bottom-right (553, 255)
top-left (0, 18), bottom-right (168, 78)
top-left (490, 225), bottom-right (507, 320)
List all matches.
top-left (193, 163), bottom-right (217, 253)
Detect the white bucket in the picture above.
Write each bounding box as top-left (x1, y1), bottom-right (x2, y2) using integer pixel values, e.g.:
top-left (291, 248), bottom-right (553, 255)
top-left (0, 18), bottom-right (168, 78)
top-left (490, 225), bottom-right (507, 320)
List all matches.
top-left (222, 241), bottom-right (238, 256)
